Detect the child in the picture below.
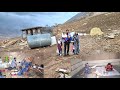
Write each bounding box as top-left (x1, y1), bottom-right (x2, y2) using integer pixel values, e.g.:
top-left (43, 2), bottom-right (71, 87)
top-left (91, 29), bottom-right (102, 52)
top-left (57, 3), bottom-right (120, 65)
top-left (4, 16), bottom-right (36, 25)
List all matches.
top-left (84, 63), bottom-right (91, 78)
top-left (57, 38), bottom-right (62, 56)
top-left (81, 63), bottom-right (91, 78)
top-left (105, 63), bottom-right (113, 71)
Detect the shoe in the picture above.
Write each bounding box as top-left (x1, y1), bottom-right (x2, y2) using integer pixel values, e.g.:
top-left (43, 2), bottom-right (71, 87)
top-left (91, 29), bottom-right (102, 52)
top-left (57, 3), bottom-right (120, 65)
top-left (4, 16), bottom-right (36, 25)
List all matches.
top-left (67, 53), bottom-right (69, 55)
top-left (64, 54), bottom-right (66, 56)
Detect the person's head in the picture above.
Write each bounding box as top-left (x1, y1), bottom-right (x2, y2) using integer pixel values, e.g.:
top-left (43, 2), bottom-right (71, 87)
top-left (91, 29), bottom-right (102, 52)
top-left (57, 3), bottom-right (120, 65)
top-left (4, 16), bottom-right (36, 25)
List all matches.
top-left (75, 32), bottom-right (78, 35)
top-left (63, 32), bottom-right (65, 34)
top-left (85, 63), bottom-right (88, 66)
top-left (14, 57), bottom-right (16, 61)
top-left (66, 30), bottom-right (69, 33)
top-left (108, 63), bottom-right (111, 65)
top-left (41, 64), bottom-right (44, 68)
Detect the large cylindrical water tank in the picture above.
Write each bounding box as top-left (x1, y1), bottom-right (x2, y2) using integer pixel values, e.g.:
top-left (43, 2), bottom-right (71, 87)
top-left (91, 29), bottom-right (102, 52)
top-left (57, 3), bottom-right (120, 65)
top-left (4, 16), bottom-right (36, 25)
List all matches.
top-left (27, 33), bottom-right (51, 49)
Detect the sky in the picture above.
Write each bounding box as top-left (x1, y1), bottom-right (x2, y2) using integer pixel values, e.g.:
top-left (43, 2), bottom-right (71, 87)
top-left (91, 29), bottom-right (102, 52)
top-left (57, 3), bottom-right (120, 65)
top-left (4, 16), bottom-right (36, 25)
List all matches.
top-left (0, 12), bottom-right (79, 37)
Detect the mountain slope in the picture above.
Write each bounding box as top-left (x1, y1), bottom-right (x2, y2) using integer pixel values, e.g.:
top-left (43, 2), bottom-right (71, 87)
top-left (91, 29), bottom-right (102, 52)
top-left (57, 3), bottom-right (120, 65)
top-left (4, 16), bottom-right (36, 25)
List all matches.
top-left (65, 12), bottom-right (107, 24)
top-left (53, 12), bottom-right (120, 37)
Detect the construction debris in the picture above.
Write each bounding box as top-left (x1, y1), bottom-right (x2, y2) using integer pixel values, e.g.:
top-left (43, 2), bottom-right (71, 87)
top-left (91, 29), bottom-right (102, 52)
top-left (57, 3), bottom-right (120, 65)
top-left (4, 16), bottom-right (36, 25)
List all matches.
top-left (106, 34), bottom-right (115, 39)
top-left (56, 68), bottom-right (70, 73)
top-left (55, 68), bottom-right (71, 78)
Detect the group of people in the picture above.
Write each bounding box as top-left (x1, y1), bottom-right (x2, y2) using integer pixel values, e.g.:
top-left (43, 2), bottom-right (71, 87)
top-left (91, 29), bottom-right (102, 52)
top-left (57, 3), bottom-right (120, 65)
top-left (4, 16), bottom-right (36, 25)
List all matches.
top-left (83, 63), bottom-right (114, 78)
top-left (17, 59), bottom-right (32, 76)
top-left (0, 56), bottom-right (44, 77)
top-left (57, 30), bottom-right (80, 56)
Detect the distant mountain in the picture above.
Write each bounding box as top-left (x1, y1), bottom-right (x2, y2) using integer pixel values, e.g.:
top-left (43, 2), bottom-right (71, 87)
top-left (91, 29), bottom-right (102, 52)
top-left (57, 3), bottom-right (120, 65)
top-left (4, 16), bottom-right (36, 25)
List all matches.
top-left (0, 29), bottom-right (21, 38)
top-left (0, 26), bottom-right (54, 38)
top-left (65, 12), bottom-right (92, 23)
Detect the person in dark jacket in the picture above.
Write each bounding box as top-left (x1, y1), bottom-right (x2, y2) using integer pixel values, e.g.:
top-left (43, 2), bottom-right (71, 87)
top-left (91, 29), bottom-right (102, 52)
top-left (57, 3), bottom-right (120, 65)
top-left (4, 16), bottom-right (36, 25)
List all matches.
top-left (64, 30), bottom-right (72, 56)
top-left (84, 63), bottom-right (91, 78)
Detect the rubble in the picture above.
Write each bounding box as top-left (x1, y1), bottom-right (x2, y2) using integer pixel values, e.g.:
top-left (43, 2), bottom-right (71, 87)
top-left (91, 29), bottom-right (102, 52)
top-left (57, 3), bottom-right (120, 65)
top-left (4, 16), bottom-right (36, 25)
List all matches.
top-left (104, 33), bottom-right (115, 39)
top-left (55, 68), bottom-right (71, 78)
top-left (56, 68), bottom-right (70, 74)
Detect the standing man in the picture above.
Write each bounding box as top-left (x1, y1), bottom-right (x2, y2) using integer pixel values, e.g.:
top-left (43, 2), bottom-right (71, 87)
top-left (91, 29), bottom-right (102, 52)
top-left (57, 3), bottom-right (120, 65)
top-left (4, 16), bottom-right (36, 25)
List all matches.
top-left (64, 30), bottom-right (72, 56)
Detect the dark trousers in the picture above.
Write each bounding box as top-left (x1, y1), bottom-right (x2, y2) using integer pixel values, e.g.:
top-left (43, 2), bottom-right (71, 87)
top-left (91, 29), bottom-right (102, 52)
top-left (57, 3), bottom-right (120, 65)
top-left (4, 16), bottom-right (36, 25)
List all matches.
top-left (59, 50), bottom-right (62, 55)
top-left (64, 42), bottom-right (70, 55)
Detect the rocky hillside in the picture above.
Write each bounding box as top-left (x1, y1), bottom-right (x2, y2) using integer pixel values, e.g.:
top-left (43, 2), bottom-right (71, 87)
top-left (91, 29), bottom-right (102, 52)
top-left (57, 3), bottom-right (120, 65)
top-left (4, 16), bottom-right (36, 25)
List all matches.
top-left (65, 12), bottom-right (107, 24)
top-left (53, 12), bottom-right (120, 37)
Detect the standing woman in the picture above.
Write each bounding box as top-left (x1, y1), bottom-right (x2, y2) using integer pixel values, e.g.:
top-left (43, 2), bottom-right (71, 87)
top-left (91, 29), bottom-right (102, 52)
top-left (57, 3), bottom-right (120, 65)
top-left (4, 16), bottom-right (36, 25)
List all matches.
top-left (73, 32), bottom-right (80, 55)
top-left (10, 57), bottom-right (17, 69)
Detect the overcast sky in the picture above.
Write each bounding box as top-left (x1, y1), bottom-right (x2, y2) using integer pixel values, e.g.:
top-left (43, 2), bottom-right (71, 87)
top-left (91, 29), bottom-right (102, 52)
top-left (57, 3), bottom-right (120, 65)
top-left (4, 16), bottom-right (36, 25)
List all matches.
top-left (0, 12), bottom-right (79, 28)
top-left (0, 12), bottom-right (79, 37)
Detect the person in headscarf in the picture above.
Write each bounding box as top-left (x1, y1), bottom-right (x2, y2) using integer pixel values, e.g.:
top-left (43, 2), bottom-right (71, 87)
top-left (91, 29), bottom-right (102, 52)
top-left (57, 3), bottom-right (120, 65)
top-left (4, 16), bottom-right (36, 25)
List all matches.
top-left (10, 57), bottom-right (17, 69)
top-left (73, 32), bottom-right (80, 55)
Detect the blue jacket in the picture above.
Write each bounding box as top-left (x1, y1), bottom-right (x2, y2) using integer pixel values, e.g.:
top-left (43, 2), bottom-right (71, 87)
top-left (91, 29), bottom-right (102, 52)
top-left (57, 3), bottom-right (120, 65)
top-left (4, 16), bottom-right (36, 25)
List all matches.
top-left (65, 37), bottom-right (72, 43)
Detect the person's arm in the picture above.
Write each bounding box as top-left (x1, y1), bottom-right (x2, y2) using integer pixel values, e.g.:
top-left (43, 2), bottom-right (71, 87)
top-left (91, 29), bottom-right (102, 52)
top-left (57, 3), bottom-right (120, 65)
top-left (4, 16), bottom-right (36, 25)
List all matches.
top-left (61, 42), bottom-right (62, 46)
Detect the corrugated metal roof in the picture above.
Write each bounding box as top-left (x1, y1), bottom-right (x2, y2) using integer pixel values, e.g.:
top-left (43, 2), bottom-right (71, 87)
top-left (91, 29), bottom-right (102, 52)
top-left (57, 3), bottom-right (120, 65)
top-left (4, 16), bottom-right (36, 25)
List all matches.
top-left (21, 26), bottom-right (43, 31)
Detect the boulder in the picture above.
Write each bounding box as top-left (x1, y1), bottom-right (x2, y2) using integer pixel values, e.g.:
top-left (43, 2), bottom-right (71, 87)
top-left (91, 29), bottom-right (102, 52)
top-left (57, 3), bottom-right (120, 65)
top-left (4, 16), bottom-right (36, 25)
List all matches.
top-left (90, 27), bottom-right (104, 36)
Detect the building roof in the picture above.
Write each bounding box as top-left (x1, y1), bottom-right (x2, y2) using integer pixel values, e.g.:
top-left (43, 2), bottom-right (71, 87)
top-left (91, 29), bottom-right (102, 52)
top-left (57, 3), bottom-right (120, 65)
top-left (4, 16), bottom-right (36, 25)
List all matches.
top-left (21, 26), bottom-right (43, 31)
